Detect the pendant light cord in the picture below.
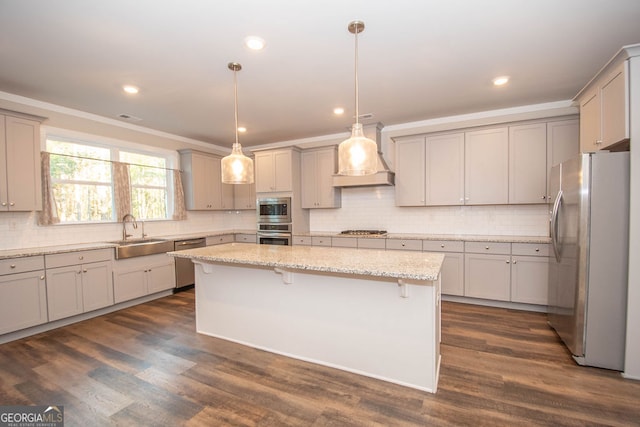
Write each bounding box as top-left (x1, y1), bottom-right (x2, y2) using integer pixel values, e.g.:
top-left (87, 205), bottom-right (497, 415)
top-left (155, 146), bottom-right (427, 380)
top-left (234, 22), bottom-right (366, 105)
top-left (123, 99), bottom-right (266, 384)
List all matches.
top-left (233, 68), bottom-right (239, 146)
top-left (354, 27), bottom-right (359, 126)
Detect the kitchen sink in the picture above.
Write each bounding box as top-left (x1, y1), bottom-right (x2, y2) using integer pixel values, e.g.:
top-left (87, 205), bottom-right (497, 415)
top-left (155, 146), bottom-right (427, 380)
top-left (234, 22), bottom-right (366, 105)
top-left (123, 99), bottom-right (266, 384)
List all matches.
top-left (111, 238), bottom-right (174, 259)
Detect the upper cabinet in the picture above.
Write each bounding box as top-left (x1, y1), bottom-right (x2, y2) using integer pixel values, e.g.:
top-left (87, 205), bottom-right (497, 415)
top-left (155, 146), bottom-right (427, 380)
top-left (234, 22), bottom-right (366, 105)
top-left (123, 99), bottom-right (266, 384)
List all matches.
top-left (576, 47), bottom-right (640, 152)
top-left (508, 123), bottom-right (547, 204)
top-left (301, 147), bottom-right (341, 208)
top-left (395, 133), bottom-right (464, 206)
top-left (254, 148), bottom-right (298, 193)
top-left (0, 114), bottom-right (42, 212)
top-left (464, 127), bottom-right (509, 205)
top-left (179, 149), bottom-right (234, 210)
top-left (395, 117), bottom-right (578, 207)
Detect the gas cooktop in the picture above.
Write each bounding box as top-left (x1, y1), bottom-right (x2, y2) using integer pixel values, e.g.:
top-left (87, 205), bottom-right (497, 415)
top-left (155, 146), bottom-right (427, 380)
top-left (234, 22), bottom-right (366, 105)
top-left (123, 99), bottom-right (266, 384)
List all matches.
top-left (339, 230), bottom-right (387, 236)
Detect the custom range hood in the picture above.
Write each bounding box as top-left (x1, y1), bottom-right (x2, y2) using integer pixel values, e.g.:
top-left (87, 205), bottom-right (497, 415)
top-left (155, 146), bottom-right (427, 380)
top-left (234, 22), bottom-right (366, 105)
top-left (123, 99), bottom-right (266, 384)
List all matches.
top-left (333, 122), bottom-right (395, 187)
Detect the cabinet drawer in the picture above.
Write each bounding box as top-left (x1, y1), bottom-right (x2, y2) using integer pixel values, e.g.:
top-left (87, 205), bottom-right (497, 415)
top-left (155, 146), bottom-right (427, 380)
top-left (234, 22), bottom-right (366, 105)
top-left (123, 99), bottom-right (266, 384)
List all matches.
top-left (422, 240), bottom-right (464, 253)
top-left (512, 243), bottom-right (549, 257)
top-left (357, 238), bottom-right (386, 250)
top-left (235, 233), bottom-right (257, 243)
top-left (206, 234), bottom-right (234, 245)
top-left (293, 236), bottom-right (312, 246)
top-left (331, 237), bottom-right (358, 248)
top-left (0, 256), bottom-right (45, 275)
top-left (45, 248), bottom-right (112, 269)
top-left (311, 236), bottom-right (331, 247)
top-left (386, 239), bottom-right (422, 251)
top-left (464, 241), bottom-right (511, 255)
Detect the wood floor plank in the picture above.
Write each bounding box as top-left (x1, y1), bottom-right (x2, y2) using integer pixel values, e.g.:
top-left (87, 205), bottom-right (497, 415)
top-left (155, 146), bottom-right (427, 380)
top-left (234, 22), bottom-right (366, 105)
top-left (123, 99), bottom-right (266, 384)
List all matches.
top-left (1, 290), bottom-right (639, 426)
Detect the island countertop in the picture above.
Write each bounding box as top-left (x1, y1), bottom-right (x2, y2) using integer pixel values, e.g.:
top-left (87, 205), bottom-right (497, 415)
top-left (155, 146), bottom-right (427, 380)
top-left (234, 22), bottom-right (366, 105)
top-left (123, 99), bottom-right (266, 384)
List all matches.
top-left (168, 242), bottom-right (444, 282)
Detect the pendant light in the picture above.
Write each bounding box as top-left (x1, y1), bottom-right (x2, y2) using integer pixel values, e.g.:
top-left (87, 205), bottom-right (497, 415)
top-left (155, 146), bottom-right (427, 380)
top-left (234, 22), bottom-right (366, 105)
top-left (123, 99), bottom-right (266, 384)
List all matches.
top-left (338, 20), bottom-right (378, 176)
top-left (221, 62), bottom-right (255, 184)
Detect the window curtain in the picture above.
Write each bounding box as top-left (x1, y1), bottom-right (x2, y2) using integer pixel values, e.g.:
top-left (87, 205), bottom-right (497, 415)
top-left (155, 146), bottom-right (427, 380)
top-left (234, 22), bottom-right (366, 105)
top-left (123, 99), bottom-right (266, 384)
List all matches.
top-left (172, 169), bottom-right (187, 220)
top-left (112, 161), bottom-right (131, 221)
top-left (37, 152), bottom-right (60, 225)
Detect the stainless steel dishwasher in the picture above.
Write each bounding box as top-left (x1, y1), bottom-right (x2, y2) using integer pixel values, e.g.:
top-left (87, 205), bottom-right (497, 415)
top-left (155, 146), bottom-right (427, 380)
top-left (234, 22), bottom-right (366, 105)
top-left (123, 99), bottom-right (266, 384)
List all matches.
top-left (173, 238), bottom-right (206, 290)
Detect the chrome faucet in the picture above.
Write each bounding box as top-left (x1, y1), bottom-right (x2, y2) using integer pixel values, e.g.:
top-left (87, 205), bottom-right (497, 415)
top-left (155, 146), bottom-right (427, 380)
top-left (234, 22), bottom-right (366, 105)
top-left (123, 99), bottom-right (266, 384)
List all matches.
top-left (122, 214), bottom-right (138, 240)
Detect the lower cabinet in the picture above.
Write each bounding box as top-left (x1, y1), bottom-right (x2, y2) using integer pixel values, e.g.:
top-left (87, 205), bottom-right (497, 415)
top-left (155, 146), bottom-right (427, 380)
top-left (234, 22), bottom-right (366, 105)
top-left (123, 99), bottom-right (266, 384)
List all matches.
top-left (45, 249), bottom-right (114, 322)
top-left (423, 240), bottom-right (464, 296)
top-left (510, 244), bottom-right (550, 305)
top-left (0, 256), bottom-right (47, 334)
top-left (464, 252), bottom-right (512, 301)
top-left (113, 254), bottom-right (175, 303)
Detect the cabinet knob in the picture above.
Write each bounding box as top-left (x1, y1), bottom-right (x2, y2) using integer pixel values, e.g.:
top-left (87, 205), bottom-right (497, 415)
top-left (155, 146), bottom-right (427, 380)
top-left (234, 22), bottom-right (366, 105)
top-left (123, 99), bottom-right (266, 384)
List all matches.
top-left (440, 244), bottom-right (445, 248)
top-left (485, 246), bottom-right (490, 250)
top-left (9, 202), bottom-right (14, 206)
top-left (77, 270), bottom-right (82, 274)
top-left (10, 264), bottom-right (16, 269)
top-left (541, 196), bottom-right (546, 200)
top-left (535, 248), bottom-right (540, 252)
top-left (513, 260), bottom-right (517, 264)
top-left (506, 260), bottom-right (510, 264)
top-left (83, 269), bottom-right (87, 273)
top-left (402, 243), bottom-right (406, 247)
top-left (595, 140), bottom-right (603, 145)
top-left (40, 275), bottom-right (45, 280)
top-left (79, 255), bottom-right (84, 260)
top-left (1, 202), bottom-right (6, 206)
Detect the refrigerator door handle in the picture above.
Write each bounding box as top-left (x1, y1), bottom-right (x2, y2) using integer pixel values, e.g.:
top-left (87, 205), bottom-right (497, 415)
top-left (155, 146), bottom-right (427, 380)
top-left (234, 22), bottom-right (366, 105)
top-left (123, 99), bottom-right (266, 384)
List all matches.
top-left (550, 189), bottom-right (563, 263)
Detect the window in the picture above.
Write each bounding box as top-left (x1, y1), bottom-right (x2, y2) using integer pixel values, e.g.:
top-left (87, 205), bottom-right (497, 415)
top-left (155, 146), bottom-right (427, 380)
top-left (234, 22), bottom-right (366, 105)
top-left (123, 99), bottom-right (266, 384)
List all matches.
top-left (46, 134), bottom-right (175, 223)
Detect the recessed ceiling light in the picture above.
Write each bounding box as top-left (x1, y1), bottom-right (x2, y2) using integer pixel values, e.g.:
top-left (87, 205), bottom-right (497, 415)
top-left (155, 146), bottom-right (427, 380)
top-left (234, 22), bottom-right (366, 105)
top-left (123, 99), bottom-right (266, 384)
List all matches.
top-left (237, 126), bottom-right (247, 133)
top-left (245, 36), bottom-right (265, 50)
top-left (492, 76), bottom-right (509, 86)
top-left (333, 107), bottom-right (345, 115)
top-left (123, 85), bottom-right (139, 94)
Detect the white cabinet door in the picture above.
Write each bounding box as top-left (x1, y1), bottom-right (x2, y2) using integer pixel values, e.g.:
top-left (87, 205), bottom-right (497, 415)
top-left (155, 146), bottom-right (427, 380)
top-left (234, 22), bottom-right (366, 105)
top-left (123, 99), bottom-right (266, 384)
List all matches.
top-left (464, 127), bottom-right (508, 205)
top-left (546, 119), bottom-right (579, 199)
top-left (233, 182), bottom-right (256, 210)
top-left (82, 261), bottom-right (114, 312)
top-left (302, 148), bottom-right (340, 208)
top-left (511, 255), bottom-right (549, 305)
top-left (254, 152), bottom-right (275, 193)
top-left (113, 264), bottom-right (147, 304)
top-left (395, 137), bottom-right (426, 206)
top-left (600, 62), bottom-right (629, 148)
top-left (580, 89), bottom-right (601, 153)
top-left (274, 150), bottom-right (293, 192)
top-left (464, 253), bottom-right (511, 301)
top-left (146, 259), bottom-right (176, 294)
top-left (0, 270), bottom-right (47, 334)
top-left (509, 123), bottom-right (547, 204)
top-left (46, 265), bottom-right (84, 321)
top-left (1, 115), bottom-right (42, 211)
top-left (440, 252), bottom-right (464, 296)
top-left (426, 132), bottom-right (465, 206)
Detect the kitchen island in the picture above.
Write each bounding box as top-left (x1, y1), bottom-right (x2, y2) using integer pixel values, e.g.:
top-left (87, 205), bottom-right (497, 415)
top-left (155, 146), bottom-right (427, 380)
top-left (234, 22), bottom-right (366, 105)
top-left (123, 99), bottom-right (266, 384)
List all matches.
top-left (169, 243), bottom-right (444, 392)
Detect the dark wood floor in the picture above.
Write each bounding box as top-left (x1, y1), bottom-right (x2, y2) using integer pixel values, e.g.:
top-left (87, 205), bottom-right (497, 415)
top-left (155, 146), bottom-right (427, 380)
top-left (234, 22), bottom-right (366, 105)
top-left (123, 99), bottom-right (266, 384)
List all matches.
top-left (1, 289), bottom-right (639, 426)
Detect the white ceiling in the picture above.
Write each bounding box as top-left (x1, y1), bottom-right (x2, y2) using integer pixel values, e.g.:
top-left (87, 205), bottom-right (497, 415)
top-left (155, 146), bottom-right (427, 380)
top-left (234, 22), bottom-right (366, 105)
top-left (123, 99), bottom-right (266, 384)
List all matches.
top-left (1, 0), bottom-right (640, 148)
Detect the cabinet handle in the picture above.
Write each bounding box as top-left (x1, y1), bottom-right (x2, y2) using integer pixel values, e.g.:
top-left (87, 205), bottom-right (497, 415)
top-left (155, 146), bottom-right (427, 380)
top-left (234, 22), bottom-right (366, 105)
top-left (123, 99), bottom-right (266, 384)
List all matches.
top-left (595, 140), bottom-right (603, 145)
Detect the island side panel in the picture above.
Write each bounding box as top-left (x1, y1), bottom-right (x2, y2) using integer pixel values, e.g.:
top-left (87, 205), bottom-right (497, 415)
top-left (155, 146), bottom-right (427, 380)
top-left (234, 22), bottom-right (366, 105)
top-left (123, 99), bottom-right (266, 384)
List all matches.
top-left (194, 261), bottom-right (441, 393)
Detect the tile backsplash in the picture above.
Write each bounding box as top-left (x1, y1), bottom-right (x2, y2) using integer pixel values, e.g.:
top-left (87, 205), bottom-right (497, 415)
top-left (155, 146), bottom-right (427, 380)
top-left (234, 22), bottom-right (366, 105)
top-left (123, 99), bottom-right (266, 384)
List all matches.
top-left (0, 186), bottom-right (549, 251)
top-left (309, 187), bottom-right (550, 236)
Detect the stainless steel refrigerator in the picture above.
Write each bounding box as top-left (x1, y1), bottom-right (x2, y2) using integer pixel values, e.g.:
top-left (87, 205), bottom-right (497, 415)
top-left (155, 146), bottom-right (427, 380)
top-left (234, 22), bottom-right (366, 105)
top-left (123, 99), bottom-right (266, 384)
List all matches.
top-left (548, 151), bottom-right (629, 371)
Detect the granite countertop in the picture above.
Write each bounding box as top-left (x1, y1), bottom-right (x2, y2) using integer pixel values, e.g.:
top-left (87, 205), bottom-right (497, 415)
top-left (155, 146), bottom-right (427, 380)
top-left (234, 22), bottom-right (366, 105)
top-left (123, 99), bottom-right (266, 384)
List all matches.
top-left (168, 242), bottom-right (444, 282)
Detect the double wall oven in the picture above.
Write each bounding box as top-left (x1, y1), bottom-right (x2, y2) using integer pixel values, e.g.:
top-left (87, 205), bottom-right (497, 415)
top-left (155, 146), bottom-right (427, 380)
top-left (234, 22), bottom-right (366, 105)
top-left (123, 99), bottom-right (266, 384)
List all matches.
top-left (257, 197), bottom-right (292, 245)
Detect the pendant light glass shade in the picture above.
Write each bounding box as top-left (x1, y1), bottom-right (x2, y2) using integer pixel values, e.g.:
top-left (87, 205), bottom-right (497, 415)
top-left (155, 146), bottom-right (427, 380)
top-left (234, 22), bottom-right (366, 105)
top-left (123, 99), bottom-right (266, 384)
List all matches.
top-left (338, 20), bottom-right (378, 176)
top-left (338, 123), bottom-right (378, 175)
top-left (221, 62), bottom-right (254, 184)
